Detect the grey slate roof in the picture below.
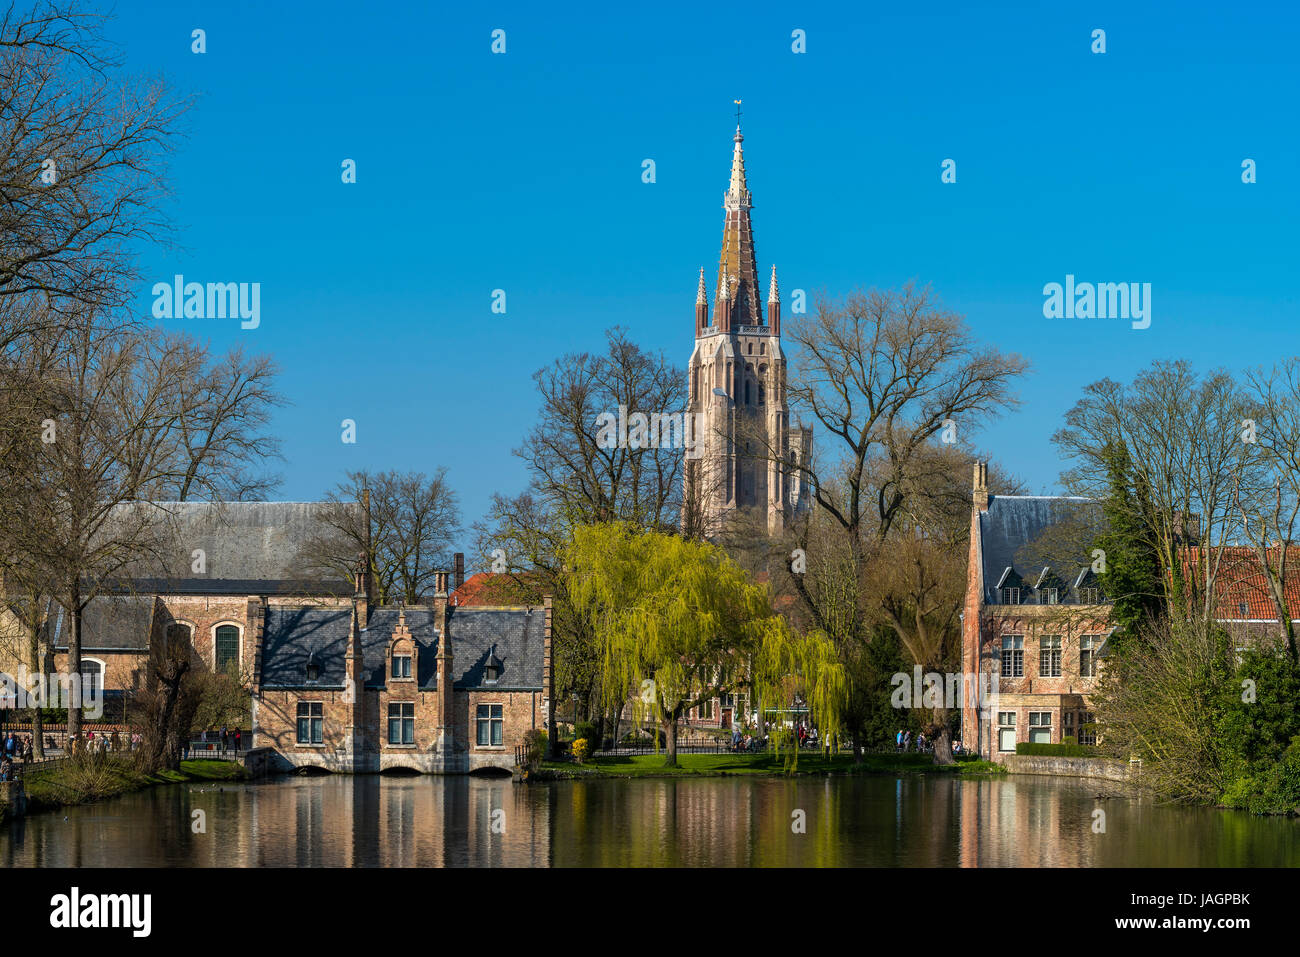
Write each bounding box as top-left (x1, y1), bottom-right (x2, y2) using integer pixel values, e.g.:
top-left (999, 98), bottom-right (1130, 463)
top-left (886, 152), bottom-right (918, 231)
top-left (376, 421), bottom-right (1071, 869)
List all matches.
top-left (979, 495), bottom-right (1106, 603)
top-left (259, 604), bottom-right (545, 692)
top-left (107, 501), bottom-right (355, 595)
top-left (47, 595), bottom-right (157, 651)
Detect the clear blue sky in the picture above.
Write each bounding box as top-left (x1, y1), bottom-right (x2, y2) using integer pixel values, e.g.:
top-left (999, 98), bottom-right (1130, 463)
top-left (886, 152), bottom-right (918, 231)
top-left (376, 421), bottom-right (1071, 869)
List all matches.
top-left (111, 0), bottom-right (1300, 550)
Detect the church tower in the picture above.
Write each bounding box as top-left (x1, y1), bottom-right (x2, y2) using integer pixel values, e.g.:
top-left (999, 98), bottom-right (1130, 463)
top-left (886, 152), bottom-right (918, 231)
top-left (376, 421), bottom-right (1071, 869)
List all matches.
top-left (685, 121), bottom-right (812, 538)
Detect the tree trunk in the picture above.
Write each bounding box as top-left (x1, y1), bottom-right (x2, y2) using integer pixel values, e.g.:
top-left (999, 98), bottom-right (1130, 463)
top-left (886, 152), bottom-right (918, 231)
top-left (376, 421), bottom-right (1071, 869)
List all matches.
top-left (931, 708), bottom-right (955, 766)
top-left (26, 613), bottom-right (45, 759)
top-left (67, 584), bottom-right (83, 742)
top-left (662, 715), bottom-right (678, 768)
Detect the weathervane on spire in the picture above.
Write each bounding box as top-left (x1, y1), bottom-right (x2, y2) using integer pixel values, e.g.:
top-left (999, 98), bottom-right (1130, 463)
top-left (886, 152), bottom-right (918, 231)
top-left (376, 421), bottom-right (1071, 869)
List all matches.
top-left (733, 98), bottom-right (742, 127)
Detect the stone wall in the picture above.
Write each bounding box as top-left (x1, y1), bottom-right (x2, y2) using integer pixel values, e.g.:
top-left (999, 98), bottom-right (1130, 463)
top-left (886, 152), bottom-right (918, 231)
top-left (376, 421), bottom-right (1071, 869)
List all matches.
top-left (1003, 754), bottom-right (1139, 785)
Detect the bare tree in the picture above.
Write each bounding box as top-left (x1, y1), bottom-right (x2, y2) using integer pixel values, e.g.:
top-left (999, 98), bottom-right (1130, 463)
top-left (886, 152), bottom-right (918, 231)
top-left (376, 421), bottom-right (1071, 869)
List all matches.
top-left (0, 311), bottom-right (284, 741)
top-left (1053, 360), bottom-right (1259, 622)
top-left (736, 283), bottom-right (1027, 762)
top-left (780, 282), bottom-right (1028, 553)
top-left (302, 468), bottom-right (461, 604)
top-left (0, 1), bottom-right (187, 314)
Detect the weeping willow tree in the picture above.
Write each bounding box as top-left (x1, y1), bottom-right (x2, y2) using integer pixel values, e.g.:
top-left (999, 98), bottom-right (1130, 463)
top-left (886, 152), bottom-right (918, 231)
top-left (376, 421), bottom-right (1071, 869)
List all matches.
top-left (564, 522), bottom-right (846, 768)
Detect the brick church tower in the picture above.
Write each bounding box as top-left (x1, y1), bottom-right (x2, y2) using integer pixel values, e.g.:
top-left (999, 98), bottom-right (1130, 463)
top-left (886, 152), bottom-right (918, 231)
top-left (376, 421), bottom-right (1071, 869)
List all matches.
top-left (684, 122), bottom-right (812, 538)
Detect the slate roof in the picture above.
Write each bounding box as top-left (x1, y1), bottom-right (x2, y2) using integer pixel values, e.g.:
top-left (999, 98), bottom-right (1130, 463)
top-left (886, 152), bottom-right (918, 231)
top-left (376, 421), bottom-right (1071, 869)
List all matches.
top-left (107, 501), bottom-right (355, 595)
top-left (46, 595), bottom-right (157, 651)
top-left (259, 604), bottom-right (546, 692)
top-left (979, 495), bottom-right (1107, 604)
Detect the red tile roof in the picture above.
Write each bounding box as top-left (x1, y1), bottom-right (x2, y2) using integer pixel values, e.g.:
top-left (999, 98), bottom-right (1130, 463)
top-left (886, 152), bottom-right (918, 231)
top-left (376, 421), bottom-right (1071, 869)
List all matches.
top-left (450, 571), bottom-right (549, 607)
top-left (1184, 546), bottom-right (1300, 619)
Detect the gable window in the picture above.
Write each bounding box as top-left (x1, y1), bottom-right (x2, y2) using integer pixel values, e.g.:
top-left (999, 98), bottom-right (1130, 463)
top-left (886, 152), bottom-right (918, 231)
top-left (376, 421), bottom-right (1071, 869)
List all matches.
top-left (391, 654), bottom-right (412, 679)
top-left (297, 702), bottom-right (323, 744)
top-left (476, 704), bottom-right (504, 746)
top-left (1001, 587), bottom-right (1020, 605)
top-left (1040, 588), bottom-right (1059, 606)
top-left (1000, 635), bottom-right (1024, 678)
top-left (215, 625), bottom-right (239, 675)
top-left (1028, 711), bottom-right (1052, 744)
top-left (1039, 635), bottom-right (1062, 677)
top-left (1079, 587), bottom-right (1099, 604)
top-left (997, 711), bottom-right (1016, 752)
top-left (387, 702), bottom-right (415, 745)
top-left (1079, 635), bottom-right (1098, 677)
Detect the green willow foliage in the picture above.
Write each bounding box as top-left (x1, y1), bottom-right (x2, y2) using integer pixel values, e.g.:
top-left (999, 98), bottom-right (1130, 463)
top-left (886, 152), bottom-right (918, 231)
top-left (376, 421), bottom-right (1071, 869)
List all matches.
top-left (563, 523), bottom-right (847, 759)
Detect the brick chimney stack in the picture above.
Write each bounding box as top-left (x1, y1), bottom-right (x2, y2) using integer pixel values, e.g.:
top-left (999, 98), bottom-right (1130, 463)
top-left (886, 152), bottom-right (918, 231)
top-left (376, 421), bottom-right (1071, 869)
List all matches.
top-left (344, 599), bottom-right (367, 766)
top-left (433, 570), bottom-right (455, 765)
top-left (973, 461), bottom-right (990, 511)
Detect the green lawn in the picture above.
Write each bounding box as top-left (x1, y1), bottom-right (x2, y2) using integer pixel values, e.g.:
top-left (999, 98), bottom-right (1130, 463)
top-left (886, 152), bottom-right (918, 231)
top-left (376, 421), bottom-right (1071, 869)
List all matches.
top-left (540, 751), bottom-right (1005, 778)
top-left (21, 756), bottom-right (248, 814)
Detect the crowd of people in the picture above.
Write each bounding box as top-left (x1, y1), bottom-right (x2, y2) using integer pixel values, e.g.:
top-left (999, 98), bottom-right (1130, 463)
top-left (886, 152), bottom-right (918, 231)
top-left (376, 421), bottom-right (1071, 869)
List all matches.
top-left (895, 729), bottom-right (964, 755)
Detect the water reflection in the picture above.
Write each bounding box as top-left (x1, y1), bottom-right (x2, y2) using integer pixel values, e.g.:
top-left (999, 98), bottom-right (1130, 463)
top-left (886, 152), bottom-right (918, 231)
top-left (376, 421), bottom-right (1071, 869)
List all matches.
top-left (2, 772), bottom-right (1296, 867)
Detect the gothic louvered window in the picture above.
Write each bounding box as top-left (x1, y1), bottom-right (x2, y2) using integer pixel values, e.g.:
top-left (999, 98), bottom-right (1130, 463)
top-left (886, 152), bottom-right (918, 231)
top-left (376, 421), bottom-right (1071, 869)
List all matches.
top-left (215, 625), bottom-right (239, 675)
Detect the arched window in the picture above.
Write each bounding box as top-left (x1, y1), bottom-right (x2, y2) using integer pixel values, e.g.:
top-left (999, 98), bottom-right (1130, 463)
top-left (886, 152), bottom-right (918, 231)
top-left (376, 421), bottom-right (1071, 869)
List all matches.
top-left (215, 625), bottom-right (240, 675)
top-left (80, 659), bottom-right (104, 697)
top-left (760, 342), bottom-right (766, 355)
top-left (758, 384), bottom-right (765, 405)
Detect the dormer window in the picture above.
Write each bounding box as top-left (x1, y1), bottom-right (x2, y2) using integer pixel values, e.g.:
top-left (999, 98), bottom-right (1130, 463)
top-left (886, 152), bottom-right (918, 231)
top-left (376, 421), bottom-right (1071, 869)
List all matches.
top-left (485, 646), bottom-right (503, 684)
top-left (1041, 588), bottom-right (1059, 605)
top-left (1001, 587), bottom-right (1020, 605)
top-left (305, 653), bottom-right (321, 684)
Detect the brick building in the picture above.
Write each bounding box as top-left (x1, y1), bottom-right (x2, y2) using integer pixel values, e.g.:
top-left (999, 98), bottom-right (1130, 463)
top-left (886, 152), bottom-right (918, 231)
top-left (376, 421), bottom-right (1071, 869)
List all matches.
top-left (960, 463), bottom-right (1113, 761)
top-left (254, 571), bottom-right (552, 773)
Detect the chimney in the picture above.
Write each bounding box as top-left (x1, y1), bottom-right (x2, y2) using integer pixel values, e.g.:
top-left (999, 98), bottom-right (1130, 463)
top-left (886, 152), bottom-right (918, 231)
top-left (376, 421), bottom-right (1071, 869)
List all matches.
top-left (453, 553), bottom-right (465, 592)
top-left (434, 570), bottom-right (455, 764)
top-left (972, 461), bottom-right (990, 511)
top-left (353, 552), bottom-right (369, 629)
top-left (344, 598), bottom-right (367, 765)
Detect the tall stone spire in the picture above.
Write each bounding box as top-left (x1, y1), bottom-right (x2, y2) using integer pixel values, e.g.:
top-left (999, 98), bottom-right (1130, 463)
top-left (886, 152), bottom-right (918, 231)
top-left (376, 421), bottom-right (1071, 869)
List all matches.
top-left (696, 267), bottom-right (707, 304)
top-left (715, 125), bottom-right (761, 327)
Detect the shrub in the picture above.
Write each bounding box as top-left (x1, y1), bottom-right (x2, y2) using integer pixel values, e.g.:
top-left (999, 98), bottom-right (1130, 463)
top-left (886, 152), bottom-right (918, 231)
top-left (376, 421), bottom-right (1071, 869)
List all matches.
top-left (1015, 742), bottom-right (1100, 758)
top-left (575, 720), bottom-right (601, 750)
top-left (572, 738), bottom-right (591, 764)
top-left (523, 729), bottom-right (548, 765)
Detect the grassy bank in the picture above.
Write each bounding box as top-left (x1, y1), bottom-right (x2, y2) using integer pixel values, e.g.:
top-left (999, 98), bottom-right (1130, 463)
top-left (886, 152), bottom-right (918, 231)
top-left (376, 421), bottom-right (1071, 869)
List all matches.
top-left (535, 752), bottom-right (1005, 779)
top-left (20, 757), bottom-right (247, 815)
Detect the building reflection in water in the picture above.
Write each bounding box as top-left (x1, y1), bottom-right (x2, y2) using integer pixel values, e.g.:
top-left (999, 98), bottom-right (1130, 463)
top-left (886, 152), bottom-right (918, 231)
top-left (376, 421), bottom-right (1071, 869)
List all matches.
top-left (3, 772), bottom-right (1299, 867)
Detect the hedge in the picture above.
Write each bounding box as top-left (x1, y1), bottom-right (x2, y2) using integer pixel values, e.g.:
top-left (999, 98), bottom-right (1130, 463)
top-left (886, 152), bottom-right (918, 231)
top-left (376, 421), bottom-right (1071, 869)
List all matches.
top-left (1015, 742), bottom-right (1100, 757)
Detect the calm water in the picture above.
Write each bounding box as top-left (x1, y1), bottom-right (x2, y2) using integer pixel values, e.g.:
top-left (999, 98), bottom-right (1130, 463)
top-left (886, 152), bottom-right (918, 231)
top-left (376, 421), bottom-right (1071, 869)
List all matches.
top-left (2, 772), bottom-right (1297, 867)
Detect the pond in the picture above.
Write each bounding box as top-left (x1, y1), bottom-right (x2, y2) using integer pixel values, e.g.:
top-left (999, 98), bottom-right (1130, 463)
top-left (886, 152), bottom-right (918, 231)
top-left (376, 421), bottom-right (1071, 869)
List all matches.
top-left (2, 771), bottom-right (1296, 867)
